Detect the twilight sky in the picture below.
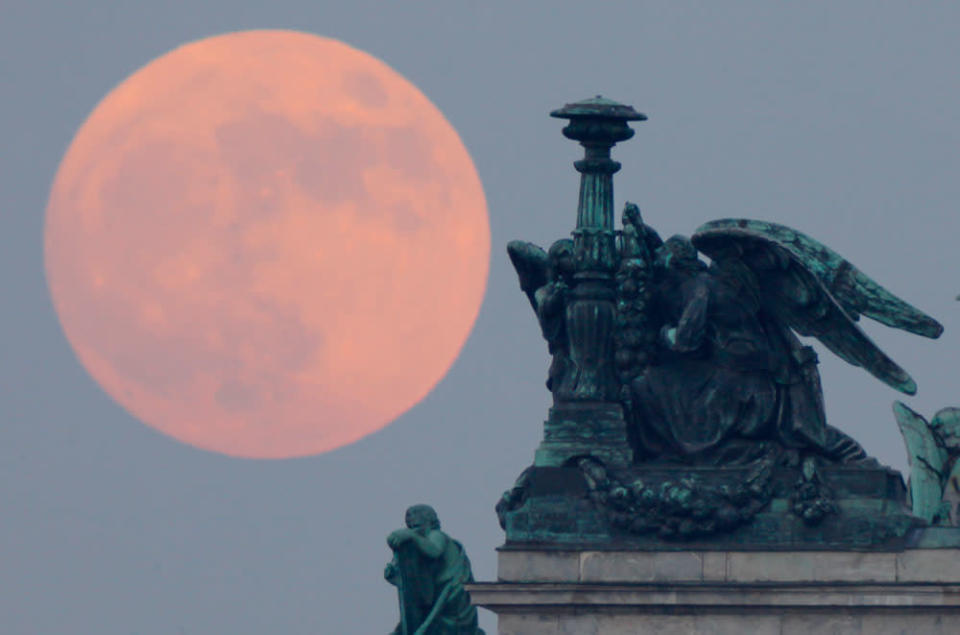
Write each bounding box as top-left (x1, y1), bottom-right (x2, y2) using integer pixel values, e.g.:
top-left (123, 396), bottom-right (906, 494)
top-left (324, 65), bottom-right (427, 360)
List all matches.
top-left (2, 3), bottom-right (959, 633)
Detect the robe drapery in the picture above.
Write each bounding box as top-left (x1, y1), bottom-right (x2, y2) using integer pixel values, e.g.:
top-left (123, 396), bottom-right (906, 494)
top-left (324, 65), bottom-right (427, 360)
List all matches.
top-left (630, 266), bottom-right (866, 465)
top-left (387, 534), bottom-right (482, 635)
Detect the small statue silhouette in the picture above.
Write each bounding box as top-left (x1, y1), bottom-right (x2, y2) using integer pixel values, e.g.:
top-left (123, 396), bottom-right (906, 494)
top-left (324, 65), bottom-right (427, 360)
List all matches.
top-left (507, 239), bottom-right (575, 400)
top-left (385, 505), bottom-right (484, 635)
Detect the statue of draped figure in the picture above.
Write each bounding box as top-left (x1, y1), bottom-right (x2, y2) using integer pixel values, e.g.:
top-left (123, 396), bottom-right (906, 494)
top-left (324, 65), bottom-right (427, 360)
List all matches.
top-left (385, 505), bottom-right (484, 635)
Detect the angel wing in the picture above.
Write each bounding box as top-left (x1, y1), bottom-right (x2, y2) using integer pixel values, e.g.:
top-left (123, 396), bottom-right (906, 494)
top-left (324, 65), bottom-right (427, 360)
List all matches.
top-left (696, 219), bottom-right (942, 337)
top-left (933, 408), bottom-right (960, 525)
top-left (692, 219), bottom-right (943, 395)
top-left (893, 401), bottom-right (948, 523)
top-left (507, 240), bottom-right (549, 311)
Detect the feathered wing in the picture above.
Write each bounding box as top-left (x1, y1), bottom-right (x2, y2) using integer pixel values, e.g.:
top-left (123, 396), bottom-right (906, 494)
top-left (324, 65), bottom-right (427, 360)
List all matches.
top-left (932, 407), bottom-right (960, 525)
top-left (893, 401), bottom-right (948, 523)
top-left (692, 219), bottom-right (943, 395)
top-left (507, 240), bottom-right (549, 311)
top-left (695, 219), bottom-right (943, 338)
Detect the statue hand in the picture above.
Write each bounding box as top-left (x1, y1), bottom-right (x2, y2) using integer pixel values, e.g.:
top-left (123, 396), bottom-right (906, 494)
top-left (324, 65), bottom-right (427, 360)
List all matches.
top-left (660, 325), bottom-right (678, 348)
top-left (384, 562), bottom-right (398, 583)
top-left (538, 280), bottom-right (567, 312)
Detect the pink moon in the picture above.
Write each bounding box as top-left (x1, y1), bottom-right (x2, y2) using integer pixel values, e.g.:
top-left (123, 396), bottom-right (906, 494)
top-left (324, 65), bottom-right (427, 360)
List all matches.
top-left (44, 30), bottom-right (490, 458)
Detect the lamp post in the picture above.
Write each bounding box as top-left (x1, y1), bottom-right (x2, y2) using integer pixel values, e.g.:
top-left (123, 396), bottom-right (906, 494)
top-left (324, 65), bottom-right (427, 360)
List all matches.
top-left (534, 96), bottom-right (645, 468)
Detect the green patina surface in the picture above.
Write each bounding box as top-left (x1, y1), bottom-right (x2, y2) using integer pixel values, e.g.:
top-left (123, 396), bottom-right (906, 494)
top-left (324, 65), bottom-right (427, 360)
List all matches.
top-left (894, 402), bottom-right (960, 526)
top-left (497, 464), bottom-right (926, 550)
top-left (695, 219), bottom-right (943, 339)
top-left (385, 505), bottom-right (484, 635)
top-left (501, 96), bottom-right (952, 548)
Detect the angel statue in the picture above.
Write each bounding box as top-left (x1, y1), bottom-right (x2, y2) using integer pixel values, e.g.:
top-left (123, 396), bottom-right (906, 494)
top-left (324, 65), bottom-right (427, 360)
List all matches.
top-left (893, 403), bottom-right (960, 525)
top-left (507, 238), bottom-right (575, 401)
top-left (630, 216), bottom-right (943, 465)
top-left (508, 207), bottom-right (944, 468)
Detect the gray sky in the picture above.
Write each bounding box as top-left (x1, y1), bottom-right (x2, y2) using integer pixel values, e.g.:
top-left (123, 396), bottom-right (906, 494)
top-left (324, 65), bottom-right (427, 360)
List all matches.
top-left (3, 2), bottom-right (959, 633)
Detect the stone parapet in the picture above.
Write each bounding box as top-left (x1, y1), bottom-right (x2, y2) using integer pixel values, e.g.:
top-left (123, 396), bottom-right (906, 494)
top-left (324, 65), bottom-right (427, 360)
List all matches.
top-left (494, 548), bottom-right (960, 584)
top-left (468, 548), bottom-right (960, 634)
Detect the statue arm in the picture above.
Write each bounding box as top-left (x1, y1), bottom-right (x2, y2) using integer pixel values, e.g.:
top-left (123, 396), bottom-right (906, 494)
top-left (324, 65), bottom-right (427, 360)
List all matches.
top-left (664, 282), bottom-right (708, 352)
top-left (408, 530), bottom-right (447, 559)
top-left (535, 281), bottom-right (566, 319)
top-left (387, 528), bottom-right (447, 560)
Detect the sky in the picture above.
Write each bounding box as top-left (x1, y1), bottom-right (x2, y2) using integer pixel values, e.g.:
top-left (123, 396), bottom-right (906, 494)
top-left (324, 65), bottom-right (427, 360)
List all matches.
top-left (2, 2), bottom-right (959, 633)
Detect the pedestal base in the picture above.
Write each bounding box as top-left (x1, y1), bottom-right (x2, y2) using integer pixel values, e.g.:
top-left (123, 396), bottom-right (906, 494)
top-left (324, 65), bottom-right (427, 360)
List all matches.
top-left (468, 548), bottom-right (960, 634)
top-left (499, 464), bottom-right (920, 549)
top-left (534, 404), bottom-right (632, 468)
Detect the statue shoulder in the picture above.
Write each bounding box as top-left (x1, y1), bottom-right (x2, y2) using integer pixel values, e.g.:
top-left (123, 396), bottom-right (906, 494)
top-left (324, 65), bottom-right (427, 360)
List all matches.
top-left (426, 528), bottom-right (451, 549)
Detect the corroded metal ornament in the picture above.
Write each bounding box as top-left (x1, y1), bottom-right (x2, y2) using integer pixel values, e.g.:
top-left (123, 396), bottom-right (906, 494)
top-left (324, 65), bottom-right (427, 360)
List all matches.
top-left (500, 96), bottom-right (948, 547)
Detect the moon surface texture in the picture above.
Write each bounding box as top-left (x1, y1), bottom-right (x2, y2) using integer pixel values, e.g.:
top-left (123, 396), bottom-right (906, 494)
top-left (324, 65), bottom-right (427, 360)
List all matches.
top-left (45, 31), bottom-right (490, 458)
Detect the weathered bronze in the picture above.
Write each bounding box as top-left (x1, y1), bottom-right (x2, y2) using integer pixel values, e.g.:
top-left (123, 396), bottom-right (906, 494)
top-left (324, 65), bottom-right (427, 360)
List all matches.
top-left (385, 505), bottom-right (484, 635)
top-left (500, 96), bottom-right (947, 547)
top-left (895, 402), bottom-right (960, 525)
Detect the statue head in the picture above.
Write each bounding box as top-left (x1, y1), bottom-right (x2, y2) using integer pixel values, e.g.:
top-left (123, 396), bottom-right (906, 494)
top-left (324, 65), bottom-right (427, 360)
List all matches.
top-left (654, 235), bottom-right (703, 273)
top-left (547, 238), bottom-right (575, 281)
top-left (933, 408), bottom-right (960, 454)
top-left (404, 504), bottom-right (440, 533)
top-left (623, 202), bottom-right (642, 227)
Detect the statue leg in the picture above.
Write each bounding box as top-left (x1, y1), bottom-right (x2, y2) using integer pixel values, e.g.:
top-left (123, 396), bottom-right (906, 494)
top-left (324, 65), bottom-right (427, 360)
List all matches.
top-left (822, 424), bottom-right (872, 465)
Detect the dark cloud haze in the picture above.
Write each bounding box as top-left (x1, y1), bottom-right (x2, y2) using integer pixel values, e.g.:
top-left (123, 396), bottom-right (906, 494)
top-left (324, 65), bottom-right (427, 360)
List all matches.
top-left (3, 3), bottom-right (959, 633)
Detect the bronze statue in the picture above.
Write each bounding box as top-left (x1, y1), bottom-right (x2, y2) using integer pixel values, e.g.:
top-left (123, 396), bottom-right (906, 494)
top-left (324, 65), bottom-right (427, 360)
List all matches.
top-left (630, 227), bottom-right (864, 466)
top-left (385, 505), bottom-right (484, 635)
top-left (507, 239), bottom-right (575, 399)
top-left (498, 96), bottom-right (948, 547)
top-left (895, 402), bottom-right (960, 525)
top-left (509, 210), bottom-right (944, 467)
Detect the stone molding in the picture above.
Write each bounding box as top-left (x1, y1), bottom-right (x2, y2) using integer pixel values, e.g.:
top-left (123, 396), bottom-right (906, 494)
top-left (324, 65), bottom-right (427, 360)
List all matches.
top-left (494, 548), bottom-right (960, 584)
top-left (468, 581), bottom-right (960, 609)
top-left (469, 549), bottom-right (960, 634)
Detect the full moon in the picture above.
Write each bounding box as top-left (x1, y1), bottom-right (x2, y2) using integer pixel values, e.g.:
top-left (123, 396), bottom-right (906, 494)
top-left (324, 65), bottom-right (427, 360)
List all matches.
top-left (45, 31), bottom-right (490, 458)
